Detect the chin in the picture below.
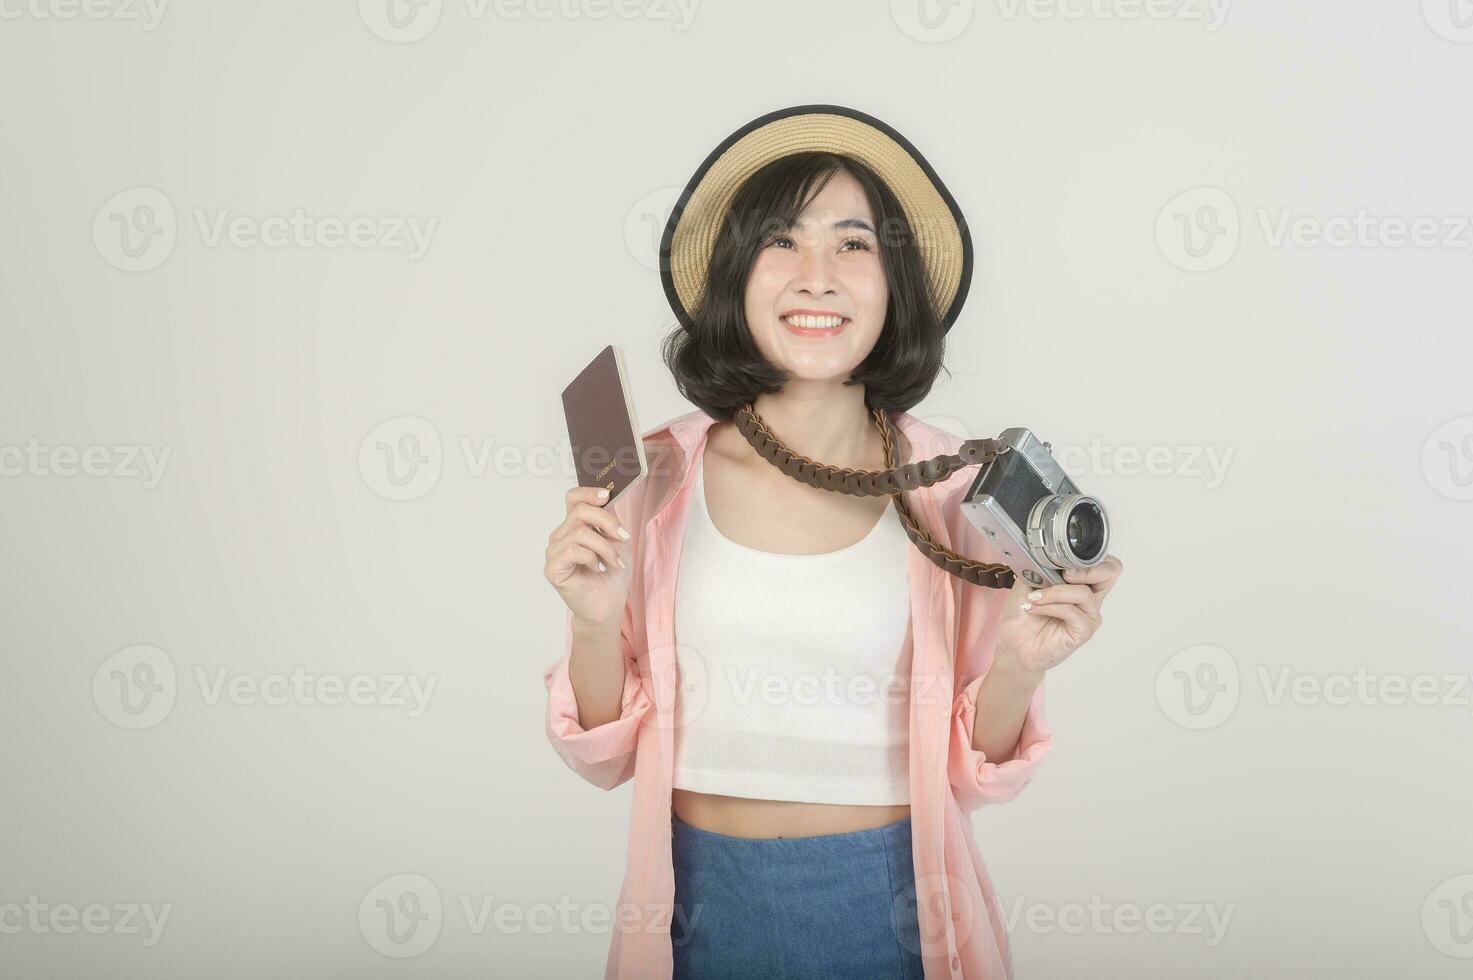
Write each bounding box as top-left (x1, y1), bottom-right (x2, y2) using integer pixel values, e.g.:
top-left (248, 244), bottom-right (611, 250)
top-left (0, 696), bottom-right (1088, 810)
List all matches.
top-left (771, 354), bottom-right (867, 382)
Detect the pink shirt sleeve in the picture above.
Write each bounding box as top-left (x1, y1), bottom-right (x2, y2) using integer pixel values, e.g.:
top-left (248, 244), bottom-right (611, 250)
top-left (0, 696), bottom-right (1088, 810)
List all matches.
top-left (947, 577), bottom-right (1054, 812)
top-left (543, 603), bottom-right (651, 790)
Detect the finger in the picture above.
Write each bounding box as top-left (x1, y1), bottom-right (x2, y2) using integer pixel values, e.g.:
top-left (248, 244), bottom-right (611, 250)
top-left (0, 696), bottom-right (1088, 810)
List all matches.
top-left (565, 484), bottom-right (614, 512)
top-left (550, 501), bottom-right (624, 545)
top-left (1024, 600), bottom-right (1096, 636)
top-left (1089, 555), bottom-right (1123, 603)
top-left (1062, 556), bottom-right (1123, 597)
top-left (1003, 574), bottom-right (1038, 615)
top-left (1060, 563), bottom-right (1111, 588)
top-left (1028, 583), bottom-right (1100, 620)
top-left (548, 542), bottom-right (606, 587)
top-left (571, 500), bottom-right (632, 543)
top-left (567, 526), bottom-right (621, 570)
top-left (552, 500), bottom-right (630, 546)
top-left (1026, 584), bottom-right (1093, 606)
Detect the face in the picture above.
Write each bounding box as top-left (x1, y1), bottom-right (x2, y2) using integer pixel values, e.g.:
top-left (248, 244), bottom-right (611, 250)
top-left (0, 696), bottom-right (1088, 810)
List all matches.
top-left (742, 170), bottom-right (888, 383)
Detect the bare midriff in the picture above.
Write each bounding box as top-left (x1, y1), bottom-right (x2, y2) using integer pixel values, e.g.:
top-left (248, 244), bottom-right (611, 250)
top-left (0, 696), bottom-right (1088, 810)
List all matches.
top-left (672, 790), bottom-right (909, 839)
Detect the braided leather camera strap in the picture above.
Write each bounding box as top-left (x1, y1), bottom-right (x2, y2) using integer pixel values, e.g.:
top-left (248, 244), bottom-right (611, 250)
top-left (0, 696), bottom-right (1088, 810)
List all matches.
top-left (732, 402), bottom-right (1017, 589)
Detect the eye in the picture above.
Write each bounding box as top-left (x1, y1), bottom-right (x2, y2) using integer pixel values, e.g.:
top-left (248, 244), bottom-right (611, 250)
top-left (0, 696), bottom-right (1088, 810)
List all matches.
top-left (765, 234), bottom-right (873, 251)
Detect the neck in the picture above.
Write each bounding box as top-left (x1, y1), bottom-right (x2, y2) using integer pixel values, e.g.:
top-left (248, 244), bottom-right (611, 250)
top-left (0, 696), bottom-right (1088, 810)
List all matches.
top-left (748, 383), bottom-right (883, 469)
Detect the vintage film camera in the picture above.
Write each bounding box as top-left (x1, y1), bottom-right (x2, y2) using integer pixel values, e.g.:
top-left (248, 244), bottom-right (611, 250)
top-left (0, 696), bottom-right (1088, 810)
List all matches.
top-left (960, 428), bottom-right (1111, 588)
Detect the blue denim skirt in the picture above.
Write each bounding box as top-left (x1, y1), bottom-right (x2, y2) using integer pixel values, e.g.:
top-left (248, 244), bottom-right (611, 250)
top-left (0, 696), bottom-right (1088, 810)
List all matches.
top-left (669, 812), bottom-right (925, 979)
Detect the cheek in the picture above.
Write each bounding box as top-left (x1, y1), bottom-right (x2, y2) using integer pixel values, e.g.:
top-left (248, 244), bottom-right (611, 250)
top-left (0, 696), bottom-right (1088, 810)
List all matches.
top-left (744, 260), bottom-right (777, 304)
top-left (853, 263), bottom-right (889, 313)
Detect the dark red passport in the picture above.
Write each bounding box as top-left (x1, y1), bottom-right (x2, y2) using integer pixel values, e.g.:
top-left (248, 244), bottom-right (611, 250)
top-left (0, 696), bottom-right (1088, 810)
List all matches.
top-left (561, 344), bottom-right (648, 507)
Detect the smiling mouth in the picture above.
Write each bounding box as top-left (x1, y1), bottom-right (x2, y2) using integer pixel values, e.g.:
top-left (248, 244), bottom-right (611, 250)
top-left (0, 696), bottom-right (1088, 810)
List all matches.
top-left (780, 313), bottom-right (850, 335)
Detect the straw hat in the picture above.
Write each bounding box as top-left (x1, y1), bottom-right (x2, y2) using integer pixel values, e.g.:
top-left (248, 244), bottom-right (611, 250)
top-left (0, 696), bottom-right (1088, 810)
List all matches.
top-left (658, 103), bottom-right (973, 334)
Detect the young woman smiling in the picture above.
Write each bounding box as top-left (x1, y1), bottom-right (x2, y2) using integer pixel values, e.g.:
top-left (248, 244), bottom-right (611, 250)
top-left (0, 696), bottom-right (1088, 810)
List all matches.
top-left (543, 105), bottom-right (1123, 980)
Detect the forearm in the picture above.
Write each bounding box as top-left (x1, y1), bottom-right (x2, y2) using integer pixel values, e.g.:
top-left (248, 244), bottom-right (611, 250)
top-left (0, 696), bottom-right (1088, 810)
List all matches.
top-left (969, 654), bottom-right (1045, 761)
top-left (567, 618), bottom-right (627, 730)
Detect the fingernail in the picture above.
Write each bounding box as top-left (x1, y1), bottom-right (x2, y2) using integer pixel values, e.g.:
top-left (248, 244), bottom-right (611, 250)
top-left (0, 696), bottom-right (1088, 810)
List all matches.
top-left (617, 556), bottom-right (626, 568)
top-left (1020, 602), bottom-right (1032, 611)
top-left (597, 488), bottom-right (609, 499)
top-left (617, 526), bottom-right (630, 540)
top-left (1027, 590), bottom-right (1042, 601)
top-left (598, 561), bottom-right (606, 572)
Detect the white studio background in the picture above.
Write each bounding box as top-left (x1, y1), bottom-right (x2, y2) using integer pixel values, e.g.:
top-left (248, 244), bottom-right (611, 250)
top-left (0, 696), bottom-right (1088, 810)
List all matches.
top-left (1, 2), bottom-right (1470, 978)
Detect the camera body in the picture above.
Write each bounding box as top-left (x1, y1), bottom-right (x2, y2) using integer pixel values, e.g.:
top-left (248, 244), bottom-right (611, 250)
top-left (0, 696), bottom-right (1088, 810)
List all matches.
top-left (959, 428), bottom-right (1110, 588)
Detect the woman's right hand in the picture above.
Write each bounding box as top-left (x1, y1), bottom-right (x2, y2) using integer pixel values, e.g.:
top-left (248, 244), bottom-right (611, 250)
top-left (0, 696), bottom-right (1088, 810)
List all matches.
top-left (544, 486), bottom-right (635, 630)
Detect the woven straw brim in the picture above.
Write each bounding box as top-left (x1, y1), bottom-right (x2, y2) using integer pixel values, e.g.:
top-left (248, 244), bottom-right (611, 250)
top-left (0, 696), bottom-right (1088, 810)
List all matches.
top-left (661, 106), bottom-right (971, 333)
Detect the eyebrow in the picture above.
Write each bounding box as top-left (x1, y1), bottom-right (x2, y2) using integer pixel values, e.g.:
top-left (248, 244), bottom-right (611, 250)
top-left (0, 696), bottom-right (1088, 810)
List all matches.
top-left (786, 216), bottom-right (877, 235)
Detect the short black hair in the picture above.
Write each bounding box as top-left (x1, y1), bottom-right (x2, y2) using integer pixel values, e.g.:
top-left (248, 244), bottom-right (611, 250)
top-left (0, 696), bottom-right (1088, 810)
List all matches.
top-left (660, 151), bottom-right (951, 421)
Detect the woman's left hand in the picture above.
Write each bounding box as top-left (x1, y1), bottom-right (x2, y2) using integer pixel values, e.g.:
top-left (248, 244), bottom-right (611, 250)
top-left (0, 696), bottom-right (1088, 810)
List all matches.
top-left (994, 555), bottom-right (1123, 674)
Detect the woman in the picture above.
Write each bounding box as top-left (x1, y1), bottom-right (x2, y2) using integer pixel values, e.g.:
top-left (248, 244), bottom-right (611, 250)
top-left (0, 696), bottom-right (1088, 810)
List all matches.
top-left (542, 105), bottom-right (1123, 980)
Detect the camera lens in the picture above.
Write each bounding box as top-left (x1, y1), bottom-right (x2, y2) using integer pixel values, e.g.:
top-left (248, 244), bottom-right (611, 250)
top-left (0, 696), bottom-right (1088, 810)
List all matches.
top-left (1066, 500), bottom-right (1106, 563)
top-left (1028, 493), bottom-right (1110, 572)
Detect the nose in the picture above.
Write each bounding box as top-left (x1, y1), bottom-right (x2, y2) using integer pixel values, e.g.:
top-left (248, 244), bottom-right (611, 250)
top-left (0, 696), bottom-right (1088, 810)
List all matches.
top-left (793, 241), bottom-right (838, 298)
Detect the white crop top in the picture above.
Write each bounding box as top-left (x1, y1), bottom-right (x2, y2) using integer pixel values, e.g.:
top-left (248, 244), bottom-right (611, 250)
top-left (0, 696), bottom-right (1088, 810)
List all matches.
top-left (671, 456), bottom-right (914, 806)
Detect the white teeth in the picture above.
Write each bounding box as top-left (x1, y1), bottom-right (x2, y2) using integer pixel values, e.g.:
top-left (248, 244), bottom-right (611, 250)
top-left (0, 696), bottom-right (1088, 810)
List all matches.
top-left (783, 314), bottom-right (846, 329)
